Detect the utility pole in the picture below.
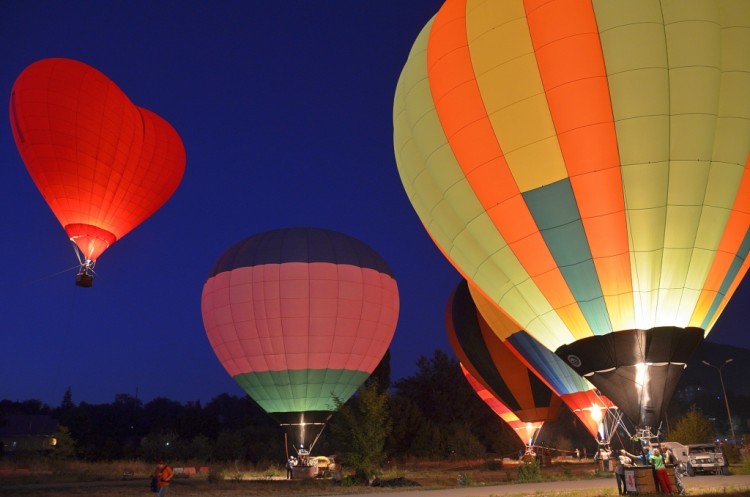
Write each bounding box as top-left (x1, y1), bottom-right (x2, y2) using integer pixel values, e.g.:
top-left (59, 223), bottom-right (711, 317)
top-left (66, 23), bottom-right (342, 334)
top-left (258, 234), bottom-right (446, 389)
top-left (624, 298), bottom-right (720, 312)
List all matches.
top-left (701, 359), bottom-right (736, 444)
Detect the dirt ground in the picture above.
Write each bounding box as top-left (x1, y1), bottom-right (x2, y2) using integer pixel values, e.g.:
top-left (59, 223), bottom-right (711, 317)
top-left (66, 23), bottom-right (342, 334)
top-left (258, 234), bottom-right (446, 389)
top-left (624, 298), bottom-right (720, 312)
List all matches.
top-left (1, 459), bottom-right (749, 497)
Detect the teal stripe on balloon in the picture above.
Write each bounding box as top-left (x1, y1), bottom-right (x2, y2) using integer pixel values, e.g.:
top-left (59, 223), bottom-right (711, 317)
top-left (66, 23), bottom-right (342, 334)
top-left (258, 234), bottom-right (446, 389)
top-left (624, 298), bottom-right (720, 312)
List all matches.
top-left (702, 228), bottom-right (750, 330)
top-left (233, 369), bottom-right (370, 413)
top-left (522, 179), bottom-right (612, 335)
top-left (508, 331), bottom-right (591, 395)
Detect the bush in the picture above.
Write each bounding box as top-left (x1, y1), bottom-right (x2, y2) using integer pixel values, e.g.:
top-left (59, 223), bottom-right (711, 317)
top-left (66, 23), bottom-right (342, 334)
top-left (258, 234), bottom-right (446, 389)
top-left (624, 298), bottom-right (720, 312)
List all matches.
top-left (457, 472), bottom-right (472, 486)
top-left (206, 470), bottom-right (224, 483)
top-left (517, 459), bottom-right (541, 482)
top-left (480, 459), bottom-right (502, 471)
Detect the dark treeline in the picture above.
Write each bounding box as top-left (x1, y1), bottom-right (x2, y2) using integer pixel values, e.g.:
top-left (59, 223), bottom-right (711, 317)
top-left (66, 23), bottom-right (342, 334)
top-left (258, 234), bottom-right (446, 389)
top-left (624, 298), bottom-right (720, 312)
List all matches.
top-left (0, 350), bottom-right (591, 464)
top-left (2, 346), bottom-right (747, 464)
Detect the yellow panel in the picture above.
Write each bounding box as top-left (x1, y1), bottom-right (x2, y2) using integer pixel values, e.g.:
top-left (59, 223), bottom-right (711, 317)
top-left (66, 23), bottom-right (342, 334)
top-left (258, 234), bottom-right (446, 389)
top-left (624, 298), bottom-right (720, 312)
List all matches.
top-left (714, 99), bottom-right (750, 164)
top-left (655, 287), bottom-right (685, 327)
top-left (452, 211), bottom-right (508, 278)
top-left (659, 247), bottom-right (691, 289)
top-left (467, 0), bottom-right (526, 37)
top-left (621, 162), bottom-right (668, 211)
top-left (696, 202), bottom-right (732, 248)
top-left (468, 2), bottom-right (566, 192)
top-left (630, 248), bottom-right (663, 329)
top-left (665, 205), bottom-right (702, 248)
top-left (469, 15), bottom-right (529, 73)
top-left (479, 53), bottom-right (542, 116)
top-left (627, 206), bottom-right (667, 254)
top-left (592, 0), bottom-right (663, 33)
top-left (669, 162), bottom-right (711, 205)
top-left (664, 17), bottom-right (720, 69)
top-left (669, 66), bottom-right (719, 116)
top-left (599, 24), bottom-right (667, 75)
top-left (614, 114), bottom-right (670, 167)
top-left (604, 292), bottom-right (636, 332)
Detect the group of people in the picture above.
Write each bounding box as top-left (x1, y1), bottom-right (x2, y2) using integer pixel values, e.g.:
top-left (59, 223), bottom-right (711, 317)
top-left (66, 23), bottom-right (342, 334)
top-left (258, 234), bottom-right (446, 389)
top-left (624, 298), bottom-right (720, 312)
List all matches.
top-left (615, 444), bottom-right (686, 496)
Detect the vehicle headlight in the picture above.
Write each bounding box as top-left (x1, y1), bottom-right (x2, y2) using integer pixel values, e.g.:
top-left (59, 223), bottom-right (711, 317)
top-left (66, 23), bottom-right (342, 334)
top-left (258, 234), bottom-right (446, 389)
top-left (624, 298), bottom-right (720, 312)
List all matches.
top-left (717, 457), bottom-right (724, 464)
top-left (690, 459), bottom-right (696, 464)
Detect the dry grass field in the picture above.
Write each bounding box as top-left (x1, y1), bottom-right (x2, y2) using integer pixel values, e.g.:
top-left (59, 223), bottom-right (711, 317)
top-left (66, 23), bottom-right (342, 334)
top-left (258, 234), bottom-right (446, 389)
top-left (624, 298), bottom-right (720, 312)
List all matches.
top-left (1, 458), bottom-right (749, 497)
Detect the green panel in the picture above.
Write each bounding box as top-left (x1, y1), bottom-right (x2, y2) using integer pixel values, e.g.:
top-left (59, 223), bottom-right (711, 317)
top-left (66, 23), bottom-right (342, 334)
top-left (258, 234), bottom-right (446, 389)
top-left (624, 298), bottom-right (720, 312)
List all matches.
top-left (233, 369), bottom-right (370, 414)
top-left (523, 180), bottom-right (610, 334)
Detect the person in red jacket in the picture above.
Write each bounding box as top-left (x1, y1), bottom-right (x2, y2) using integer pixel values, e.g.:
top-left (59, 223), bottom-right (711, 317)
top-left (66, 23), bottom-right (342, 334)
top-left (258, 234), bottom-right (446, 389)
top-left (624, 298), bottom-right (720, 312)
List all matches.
top-left (153, 462), bottom-right (174, 496)
top-left (649, 448), bottom-right (672, 494)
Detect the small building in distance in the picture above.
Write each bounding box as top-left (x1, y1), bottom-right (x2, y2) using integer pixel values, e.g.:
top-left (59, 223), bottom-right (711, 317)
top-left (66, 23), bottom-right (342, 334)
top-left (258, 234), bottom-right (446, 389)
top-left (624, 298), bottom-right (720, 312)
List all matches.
top-left (0, 414), bottom-right (58, 456)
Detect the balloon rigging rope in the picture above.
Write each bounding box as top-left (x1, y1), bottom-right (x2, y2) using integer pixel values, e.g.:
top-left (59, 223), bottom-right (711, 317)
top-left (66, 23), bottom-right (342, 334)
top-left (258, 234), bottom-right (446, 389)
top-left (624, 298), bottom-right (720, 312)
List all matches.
top-left (21, 263), bottom-right (83, 287)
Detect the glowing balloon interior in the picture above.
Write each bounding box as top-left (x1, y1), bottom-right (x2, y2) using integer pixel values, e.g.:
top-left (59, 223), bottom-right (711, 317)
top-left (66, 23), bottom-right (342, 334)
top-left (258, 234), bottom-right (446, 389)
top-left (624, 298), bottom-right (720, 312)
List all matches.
top-left (10, 58), bottom-right (185, 286)
top-left (394, 0), bottom-right (750, 428)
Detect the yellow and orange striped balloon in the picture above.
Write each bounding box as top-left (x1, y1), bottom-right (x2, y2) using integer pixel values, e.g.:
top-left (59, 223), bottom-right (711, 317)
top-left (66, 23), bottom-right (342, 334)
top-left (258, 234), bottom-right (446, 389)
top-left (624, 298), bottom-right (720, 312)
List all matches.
top-left (394, 0), bottom-right (750, 428)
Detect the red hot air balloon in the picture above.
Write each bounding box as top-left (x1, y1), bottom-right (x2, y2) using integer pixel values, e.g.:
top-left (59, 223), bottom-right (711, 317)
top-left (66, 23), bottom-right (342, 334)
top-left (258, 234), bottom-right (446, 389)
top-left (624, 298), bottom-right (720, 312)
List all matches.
top-left (201, 228), bottom-right (399, 454)
top-left (10, 58), bottom-right (185, 286)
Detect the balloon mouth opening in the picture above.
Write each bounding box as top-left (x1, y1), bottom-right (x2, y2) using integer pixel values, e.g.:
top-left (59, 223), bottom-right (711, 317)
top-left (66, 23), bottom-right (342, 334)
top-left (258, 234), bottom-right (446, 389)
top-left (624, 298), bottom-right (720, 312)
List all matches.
top-left (66, 223), bottom-right (117, 261)
top-left (555, 327), bottom-right (704, 428)
top-left (274, 411), bottom-right (333, 456)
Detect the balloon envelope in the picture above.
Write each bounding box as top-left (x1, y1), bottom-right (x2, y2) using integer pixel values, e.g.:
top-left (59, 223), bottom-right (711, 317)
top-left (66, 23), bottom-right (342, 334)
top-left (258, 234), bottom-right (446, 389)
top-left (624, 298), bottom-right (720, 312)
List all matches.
top-left (446, 280), bottom-right (562, 424)
top-left (468, 282), bottom-right (614, 440)
top-left (10, 58), bottom-right (185, 265)
top-left (394, 0), bottom-right (750, 428)
top-left (461, 364), bottom-right (542, 447)
top-left (201, 227), bottom-right (399, 447)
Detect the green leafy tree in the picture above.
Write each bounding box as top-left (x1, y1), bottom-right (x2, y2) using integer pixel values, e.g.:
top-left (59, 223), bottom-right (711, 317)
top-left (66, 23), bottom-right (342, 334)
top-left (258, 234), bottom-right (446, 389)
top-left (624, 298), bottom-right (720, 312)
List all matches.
top-left (213, 428), bottom-right (250, 461)
top-left (447, 423), bottom-right (485, 458)
top-left (410, 419), bottom-right (446, 458)
top-left (49, 425), bottom-right (77, 460)
top-left (668, 405), bottom-right (717, 444)
top-left (330, 380), bottom-right (391, 482)
top-left (387, 395), bottom-right (426, 458)
top-left (391, 349), bottom-right (521, 458)
top-left (139, 430), bottom-right (180, 462)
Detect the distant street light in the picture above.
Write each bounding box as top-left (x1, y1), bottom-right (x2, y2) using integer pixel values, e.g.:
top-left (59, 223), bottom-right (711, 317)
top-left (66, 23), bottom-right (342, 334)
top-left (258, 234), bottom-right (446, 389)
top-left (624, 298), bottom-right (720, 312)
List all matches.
top-left (701, 359), bottom-right (736, 443)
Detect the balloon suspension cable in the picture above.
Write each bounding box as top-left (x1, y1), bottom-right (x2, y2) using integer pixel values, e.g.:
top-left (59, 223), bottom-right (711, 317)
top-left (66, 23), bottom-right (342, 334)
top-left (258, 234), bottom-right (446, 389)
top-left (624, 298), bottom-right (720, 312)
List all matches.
top-left (71, 241), bottom-right (95, 287)
top-left (307, 422), bottom-right (327, 454)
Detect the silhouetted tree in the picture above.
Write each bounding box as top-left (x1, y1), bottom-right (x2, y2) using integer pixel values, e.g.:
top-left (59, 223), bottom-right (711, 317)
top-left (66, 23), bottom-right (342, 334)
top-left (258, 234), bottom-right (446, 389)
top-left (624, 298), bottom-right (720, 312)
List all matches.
top-left (668, 405), bottom-right (717, 444)
top-left (329, 380), bottom-right (391, 482)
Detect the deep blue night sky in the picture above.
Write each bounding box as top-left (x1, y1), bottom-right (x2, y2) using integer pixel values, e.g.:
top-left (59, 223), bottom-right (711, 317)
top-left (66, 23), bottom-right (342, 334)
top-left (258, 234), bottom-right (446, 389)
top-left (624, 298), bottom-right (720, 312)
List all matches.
top-left (1, 1), bottom-right (747, 408)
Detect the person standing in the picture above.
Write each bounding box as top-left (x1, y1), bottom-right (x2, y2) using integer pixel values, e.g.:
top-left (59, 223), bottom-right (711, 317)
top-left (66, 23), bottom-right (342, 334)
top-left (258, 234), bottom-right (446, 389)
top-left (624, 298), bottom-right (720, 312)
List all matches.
top-left (664, 448), bottom-right (686, 495)
top-left (616, 450), bottom-right (633, 495)
top-left (286, 457), bottom-right (295, 479)
top-left (153, 462), bottom-right (174, 497)
top-left (649, 448), bottom-right (672, 494)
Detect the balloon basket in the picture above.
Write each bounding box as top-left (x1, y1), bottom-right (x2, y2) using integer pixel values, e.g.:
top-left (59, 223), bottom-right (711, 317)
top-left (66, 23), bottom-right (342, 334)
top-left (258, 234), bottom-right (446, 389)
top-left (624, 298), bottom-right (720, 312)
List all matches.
top-left (75, 272), bottom-right (93, 288)
top-left (292, 465), bottom-right (315, 480)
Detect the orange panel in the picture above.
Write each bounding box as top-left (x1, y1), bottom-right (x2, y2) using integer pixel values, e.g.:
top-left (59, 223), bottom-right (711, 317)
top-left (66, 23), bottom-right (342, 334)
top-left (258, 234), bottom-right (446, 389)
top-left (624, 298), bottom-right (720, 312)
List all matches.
top-left (571, 168), bottom-right (626, 220)
top-left (486, 195), bottom-right (540, 245)
top-left (697, 166), bottom-right (750, 320)
top-left (481, 323), bottom-right (535, 409)
top-left (467, 157), bottom-right (519, 206)
top-left (508, 232), bottom-right (558, 278)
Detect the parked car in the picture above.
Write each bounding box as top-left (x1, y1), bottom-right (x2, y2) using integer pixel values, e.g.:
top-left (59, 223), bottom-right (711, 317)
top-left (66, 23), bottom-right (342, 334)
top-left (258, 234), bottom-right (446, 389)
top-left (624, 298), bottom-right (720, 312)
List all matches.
top-left (660, 441), bottom-right (728, 476)
top-left (309, 455), bottom-right (336, 478)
